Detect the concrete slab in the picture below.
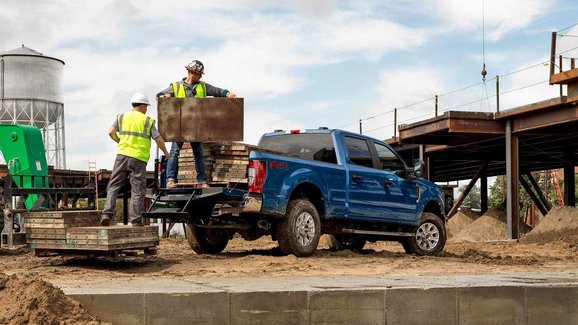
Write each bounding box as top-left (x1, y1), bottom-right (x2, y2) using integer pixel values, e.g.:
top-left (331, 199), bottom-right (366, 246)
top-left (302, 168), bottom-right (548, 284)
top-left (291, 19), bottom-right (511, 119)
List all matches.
top-left (309, 290), bottom-right (385, 325)
top-left (527, 286), bottom-right (578, 325)
top-left (458, 286), bottom-right (526, 325)
top-left (386, 288), bottom-right (457, 325)
top-left (145, 292), bottom-right (229, 325)
top-left (230, 291), bottom-right (309, 324)
top-left (55, 273), bottom-right (578, 325)
top-left (71, 293), bottom-right (144, 325)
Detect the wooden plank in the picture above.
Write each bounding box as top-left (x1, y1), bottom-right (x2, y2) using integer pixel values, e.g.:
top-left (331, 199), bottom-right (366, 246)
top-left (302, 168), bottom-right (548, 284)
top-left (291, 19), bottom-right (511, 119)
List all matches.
top-left (158, 97), bottom-right (244, 142)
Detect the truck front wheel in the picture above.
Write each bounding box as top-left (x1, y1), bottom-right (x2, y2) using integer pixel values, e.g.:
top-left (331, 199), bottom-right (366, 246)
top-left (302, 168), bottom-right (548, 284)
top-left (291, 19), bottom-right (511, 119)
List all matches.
top-left (185, 224), bottom-right (229, 254)
top-left (404, 212), bottom-right (446, 256)
top-left (277, 199), bottom-right (321, 257)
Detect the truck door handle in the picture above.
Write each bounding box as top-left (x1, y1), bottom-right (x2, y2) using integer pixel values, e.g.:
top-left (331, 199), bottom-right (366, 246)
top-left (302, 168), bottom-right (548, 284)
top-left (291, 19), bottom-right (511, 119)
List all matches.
top-left (384, 178), bottom-right (394, 186)
top-left (352, 175), bottom-right (362, 182)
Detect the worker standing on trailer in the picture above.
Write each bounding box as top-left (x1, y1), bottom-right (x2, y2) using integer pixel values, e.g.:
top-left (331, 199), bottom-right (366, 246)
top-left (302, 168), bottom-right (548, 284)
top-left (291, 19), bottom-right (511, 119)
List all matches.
top-left (157, 59), bottom-right (237, 189)
top-left (100, 92), bottom-right (170, 227)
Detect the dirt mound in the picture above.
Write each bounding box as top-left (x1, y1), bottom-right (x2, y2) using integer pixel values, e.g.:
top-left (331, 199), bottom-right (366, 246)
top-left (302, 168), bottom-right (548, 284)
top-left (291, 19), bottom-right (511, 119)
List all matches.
top-left (0, 273), bottom-right (100, 325)
top-left (447, 208), bottom-right (479, 238)
top-left (454, 208), bottom-right (508, 242)
top-left (521, 206), bottom-right (578, 244)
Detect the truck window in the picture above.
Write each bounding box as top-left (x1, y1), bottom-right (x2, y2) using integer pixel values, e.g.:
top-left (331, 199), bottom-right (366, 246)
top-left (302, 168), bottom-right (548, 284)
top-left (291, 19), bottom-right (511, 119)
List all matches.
top-left (344, 136), bottom-right (373, 168)
top-left (258, 134), bottom-right (337, 164)
top-left (374, 142), bottom-right (406, 176)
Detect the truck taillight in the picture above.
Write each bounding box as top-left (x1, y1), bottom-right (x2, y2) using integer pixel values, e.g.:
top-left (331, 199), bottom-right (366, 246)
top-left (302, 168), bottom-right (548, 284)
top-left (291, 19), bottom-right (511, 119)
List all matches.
top-left (248, 159), bottom-right (266, 193)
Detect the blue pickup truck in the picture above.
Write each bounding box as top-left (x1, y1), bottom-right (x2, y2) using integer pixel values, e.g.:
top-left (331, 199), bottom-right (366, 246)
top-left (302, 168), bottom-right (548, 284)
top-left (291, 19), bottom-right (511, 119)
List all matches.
top-left (148, 128), bottom-right (447, 257)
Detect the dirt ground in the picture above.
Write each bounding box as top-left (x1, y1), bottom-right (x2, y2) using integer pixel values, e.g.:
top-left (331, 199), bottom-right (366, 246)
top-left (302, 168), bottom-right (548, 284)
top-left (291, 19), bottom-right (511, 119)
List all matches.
top-left (1, 206), bottom-right (578, 324)
top-left (1, 236), bottom-right (577, 282)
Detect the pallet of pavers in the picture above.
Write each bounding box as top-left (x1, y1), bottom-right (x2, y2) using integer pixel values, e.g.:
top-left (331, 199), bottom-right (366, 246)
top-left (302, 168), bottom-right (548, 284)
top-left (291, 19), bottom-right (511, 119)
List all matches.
top-left (23, 210), bottom-right (159, 256)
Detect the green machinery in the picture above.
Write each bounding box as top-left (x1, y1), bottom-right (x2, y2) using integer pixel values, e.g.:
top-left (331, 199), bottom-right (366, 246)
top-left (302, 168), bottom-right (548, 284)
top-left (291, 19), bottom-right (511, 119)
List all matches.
top-left (1, 124), bottom-right (95, 248)
top-left (0, 124), bottom-right (49, 209)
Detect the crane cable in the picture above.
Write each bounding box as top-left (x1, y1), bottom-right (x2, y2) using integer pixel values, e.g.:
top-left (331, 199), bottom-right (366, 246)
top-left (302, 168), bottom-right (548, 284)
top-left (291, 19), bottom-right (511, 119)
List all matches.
top-left (481, 0), bottom-right (487, 82)
top-left (480, 0), bottom-right (491, 111)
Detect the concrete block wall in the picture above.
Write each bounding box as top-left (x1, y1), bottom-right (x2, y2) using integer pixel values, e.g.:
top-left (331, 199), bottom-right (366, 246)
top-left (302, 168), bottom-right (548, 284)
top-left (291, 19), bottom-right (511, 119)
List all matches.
top-left (71, 285), bottom-right (578, 325)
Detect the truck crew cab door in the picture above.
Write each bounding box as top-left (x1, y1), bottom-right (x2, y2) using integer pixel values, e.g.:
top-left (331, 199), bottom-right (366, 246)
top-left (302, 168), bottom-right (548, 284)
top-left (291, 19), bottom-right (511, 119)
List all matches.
top-left (343, 135), bottom-right (387, 221)
top-left (371, 142), bottom-right (418, 222)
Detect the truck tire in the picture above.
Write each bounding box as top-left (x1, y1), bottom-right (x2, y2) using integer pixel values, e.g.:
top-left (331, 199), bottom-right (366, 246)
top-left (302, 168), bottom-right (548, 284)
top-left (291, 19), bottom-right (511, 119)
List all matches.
top-left (277, 199), bottom-right (321, 257)
top-left (405, 212), bottom-right (446, 256)
top-left (184, 223), bottom-right (229, 254)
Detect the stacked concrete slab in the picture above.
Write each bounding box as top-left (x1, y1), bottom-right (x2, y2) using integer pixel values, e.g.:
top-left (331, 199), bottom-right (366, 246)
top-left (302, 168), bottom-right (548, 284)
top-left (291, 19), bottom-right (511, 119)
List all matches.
top-left (24, 210), bottom-right (158, 251)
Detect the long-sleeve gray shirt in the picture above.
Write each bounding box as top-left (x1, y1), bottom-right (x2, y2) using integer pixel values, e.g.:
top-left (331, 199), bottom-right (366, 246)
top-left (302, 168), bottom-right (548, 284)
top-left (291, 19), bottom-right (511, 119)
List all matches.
top-left (158, 78), bottom-right (229, 98)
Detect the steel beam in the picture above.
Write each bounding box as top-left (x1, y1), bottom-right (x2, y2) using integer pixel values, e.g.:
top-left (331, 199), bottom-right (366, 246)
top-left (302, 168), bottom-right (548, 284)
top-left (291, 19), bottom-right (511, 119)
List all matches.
top-left (480, 169), bottom-right (488, 215)
top-left (505, 120), bottom-right (520, 240)
top-left (564, 151), bottom-right (576, 207)
top-left (519, 176), bottom-right (549, 217)
top-left (525, 172), bottom-right (552, 212)
top-left (446, 161), bottom-right (489, 218)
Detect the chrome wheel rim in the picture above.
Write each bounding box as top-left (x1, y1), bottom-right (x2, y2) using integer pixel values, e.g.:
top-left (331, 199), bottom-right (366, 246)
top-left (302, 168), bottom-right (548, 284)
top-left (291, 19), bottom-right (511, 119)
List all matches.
top-left (295, 211), bottom-right (316, 246)
top-left (416, 222), bottom-right (440, 251)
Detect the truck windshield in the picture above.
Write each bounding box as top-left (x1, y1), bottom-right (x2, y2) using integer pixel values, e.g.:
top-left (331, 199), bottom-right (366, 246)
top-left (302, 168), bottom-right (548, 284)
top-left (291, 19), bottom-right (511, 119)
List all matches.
top-left (258, 133), bottom-right (337, 164)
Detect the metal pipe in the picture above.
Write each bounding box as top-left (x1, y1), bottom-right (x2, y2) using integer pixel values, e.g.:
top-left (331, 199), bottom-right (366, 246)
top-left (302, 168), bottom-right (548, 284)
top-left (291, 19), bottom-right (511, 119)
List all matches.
top-left (505, 120), bottom-right (519, 240)
top-left (1, 56), bottom-right (4, 99)
top-left (549, 32), bottom-right (556, 85)
top-left (393, 108), bottom-right (397, 138)
top-left (496, 75), bottom-right (500, 112)
top-left (559, 55), bottom-right (564, 98)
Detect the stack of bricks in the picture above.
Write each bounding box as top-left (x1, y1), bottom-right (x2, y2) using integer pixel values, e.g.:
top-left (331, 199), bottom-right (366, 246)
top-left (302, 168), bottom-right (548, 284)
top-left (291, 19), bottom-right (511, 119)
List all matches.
top-left (24, 210), bottom-right (159, 251)
top-left (177, 143), bottom-right (213, 184)
top-left (176, 142), bottom-right (249, 185)
top-left (210, 144), bottom-right (249, 183)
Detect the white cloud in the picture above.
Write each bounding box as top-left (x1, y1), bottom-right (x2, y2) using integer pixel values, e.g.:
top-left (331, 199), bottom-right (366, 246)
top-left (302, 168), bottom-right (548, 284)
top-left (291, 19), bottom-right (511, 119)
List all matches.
top-left (0, 0), bottom-right (564, 171)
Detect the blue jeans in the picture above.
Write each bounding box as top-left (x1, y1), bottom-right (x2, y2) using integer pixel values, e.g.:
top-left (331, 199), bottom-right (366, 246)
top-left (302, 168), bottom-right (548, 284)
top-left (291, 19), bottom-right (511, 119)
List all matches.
top-left (166, 142), bottom-right (207, 184)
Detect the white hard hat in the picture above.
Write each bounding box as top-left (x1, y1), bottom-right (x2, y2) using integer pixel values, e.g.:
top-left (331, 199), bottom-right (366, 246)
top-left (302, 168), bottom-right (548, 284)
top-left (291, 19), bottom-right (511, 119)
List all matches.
top-left (131, 92), bottom-right (150, 106)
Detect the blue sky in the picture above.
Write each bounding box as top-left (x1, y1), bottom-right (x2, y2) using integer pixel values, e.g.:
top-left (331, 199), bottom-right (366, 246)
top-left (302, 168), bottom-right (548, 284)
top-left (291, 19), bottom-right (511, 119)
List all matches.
top-left (1, 0), bottom-right (578, 170)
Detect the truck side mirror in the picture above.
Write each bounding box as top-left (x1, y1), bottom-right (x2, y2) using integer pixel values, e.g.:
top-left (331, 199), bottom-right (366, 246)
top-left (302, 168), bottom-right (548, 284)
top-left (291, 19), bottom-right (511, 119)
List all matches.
top-left (412, 159), bottom-right (424, 178)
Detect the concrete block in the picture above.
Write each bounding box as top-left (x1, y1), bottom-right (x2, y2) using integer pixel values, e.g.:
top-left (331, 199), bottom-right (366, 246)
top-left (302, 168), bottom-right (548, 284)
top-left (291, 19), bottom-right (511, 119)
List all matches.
top-left (458, 286), bottom-right (525, 325)
top-left (309, 290), bottom-right (384, 324)
top-left (145, 292), bottom-right (229, 325)
top-left (230, 291), bottom-right (308, 324)
top-left (527, 287), bottom-right (578, 325)
top-left (386, 288), bottom-right (456, 325)
top-left (71, 293), bottom-right (144, 325)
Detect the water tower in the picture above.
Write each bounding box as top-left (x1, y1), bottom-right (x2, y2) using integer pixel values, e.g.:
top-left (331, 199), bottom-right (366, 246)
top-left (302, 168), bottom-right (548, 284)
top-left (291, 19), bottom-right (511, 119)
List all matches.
top-left (0, 45), bottom-right (66, 168)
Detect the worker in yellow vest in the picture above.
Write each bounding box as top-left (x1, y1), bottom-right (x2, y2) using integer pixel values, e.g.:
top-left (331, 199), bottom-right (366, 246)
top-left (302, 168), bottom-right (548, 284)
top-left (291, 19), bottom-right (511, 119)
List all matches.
top-left (158, 60), bottom-right (237, 189)
top-left (100, 92), bottom-right (170, 226)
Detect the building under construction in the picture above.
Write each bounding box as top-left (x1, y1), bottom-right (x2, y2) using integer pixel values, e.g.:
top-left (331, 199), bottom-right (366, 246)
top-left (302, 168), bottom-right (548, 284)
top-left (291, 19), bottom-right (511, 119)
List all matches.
top-left (389, 31), bottom-right (578, 240)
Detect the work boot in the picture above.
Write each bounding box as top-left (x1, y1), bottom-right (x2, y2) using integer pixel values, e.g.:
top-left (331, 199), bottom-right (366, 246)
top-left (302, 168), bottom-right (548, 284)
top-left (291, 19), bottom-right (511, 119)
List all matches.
top-left (166, 180), bottom-right (177, 189)
top-left (131, 218), bottom-right (144, 227)
top-left (100, 215), bottom-right (110, 226)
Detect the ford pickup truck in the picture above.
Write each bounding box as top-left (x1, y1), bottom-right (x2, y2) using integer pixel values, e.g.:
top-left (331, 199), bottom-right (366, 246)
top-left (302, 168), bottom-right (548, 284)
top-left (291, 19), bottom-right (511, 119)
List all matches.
top-left (147, 128), bottom-right (447, 257)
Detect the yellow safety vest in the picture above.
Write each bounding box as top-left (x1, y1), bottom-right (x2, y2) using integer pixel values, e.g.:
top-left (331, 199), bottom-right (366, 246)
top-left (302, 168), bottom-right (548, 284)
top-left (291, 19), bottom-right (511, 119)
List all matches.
top-left (116, 111), bottom-right (153, 162)
top-left (171, 81), bottom-right (207, 98)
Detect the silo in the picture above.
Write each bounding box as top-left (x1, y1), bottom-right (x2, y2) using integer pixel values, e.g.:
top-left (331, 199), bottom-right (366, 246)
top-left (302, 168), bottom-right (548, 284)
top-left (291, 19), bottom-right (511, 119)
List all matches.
top-left (0, 45), bottom-right (66, 168)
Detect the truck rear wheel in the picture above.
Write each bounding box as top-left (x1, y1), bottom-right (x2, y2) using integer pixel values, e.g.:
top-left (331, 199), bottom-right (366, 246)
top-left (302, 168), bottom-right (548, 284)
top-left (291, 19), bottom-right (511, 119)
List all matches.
top-left (404, 212), bottom-right (446, 256)
top-left (277, 199), bottom-right (321, 257)
top-left (185, 223), bottom-right (229, 254)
